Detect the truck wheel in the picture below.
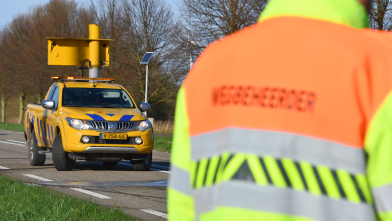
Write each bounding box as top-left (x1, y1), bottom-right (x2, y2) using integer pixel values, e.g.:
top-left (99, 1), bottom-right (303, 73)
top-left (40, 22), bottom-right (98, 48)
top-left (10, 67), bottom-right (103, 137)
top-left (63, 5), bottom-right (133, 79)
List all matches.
top-left (28, 131), bottom-right (46, 166)
top-left (131, 152), bottom-right (152, 171)
top-left (102, 162), bottom-right (118, 167)
top-left (52, 134), bottom-right (75, 171)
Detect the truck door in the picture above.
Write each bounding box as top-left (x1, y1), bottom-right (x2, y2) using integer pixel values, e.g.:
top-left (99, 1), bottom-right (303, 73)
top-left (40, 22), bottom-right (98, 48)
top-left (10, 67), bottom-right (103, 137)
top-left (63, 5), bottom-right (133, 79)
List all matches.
top-left (44, 85), bottom-right (60, 147)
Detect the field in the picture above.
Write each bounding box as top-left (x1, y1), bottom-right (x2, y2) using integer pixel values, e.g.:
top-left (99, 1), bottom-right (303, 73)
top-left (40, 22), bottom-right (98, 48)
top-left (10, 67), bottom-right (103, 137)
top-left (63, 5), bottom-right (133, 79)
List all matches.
top-left (153, 120), bottom-right (174, 133)
top-left (0, 122), bottom-right (24, 132)
top-left (0, 175), bottom-right (138, 221)
top-left (154, 136), bottom-right (172, 152)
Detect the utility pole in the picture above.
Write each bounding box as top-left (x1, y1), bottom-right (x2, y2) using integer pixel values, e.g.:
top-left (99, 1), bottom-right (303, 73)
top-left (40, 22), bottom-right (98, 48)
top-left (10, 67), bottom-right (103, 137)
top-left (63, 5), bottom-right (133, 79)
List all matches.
top-left (145, 65), bottom-right (149, 104)
top-left (140, 52), bottom-right (154, 116)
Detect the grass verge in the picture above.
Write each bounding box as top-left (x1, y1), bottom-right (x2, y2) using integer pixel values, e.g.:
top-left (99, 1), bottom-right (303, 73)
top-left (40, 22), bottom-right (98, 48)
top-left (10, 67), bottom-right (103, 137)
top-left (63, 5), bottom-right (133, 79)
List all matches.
top-left (0, 122), bottom-right (24, 132)
top-left (154, 137), bottom-right (172, 153)
top-left (0, 175), bottom-right (138, 221)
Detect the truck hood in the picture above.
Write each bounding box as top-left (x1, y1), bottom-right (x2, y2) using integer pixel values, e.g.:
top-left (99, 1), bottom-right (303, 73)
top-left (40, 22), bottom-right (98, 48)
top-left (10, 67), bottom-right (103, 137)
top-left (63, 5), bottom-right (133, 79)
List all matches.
top-left (62, 107), bottom-right (147, 121)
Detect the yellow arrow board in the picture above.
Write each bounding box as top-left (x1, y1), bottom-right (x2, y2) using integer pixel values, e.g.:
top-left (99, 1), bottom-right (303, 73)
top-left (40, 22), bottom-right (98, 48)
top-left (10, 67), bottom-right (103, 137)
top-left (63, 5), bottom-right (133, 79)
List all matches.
top-left (47, 37), bottom-right (114, 66)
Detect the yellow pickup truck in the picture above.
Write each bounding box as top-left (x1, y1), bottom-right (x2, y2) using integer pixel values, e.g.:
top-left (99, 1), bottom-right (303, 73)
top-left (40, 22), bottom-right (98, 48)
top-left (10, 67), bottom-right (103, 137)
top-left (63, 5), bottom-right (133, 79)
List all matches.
top-left (24, 77), bottom-right (154, 171)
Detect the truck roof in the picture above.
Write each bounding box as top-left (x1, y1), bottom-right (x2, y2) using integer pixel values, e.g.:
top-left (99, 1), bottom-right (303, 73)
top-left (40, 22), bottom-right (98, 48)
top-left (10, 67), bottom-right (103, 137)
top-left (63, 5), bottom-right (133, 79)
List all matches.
top-left (61, 82), bottom-right (122, 89)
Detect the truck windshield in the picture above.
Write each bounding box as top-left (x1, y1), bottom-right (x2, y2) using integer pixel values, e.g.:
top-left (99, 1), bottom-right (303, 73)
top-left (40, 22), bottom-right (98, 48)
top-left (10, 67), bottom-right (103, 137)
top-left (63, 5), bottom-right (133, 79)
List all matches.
top-left (62, 88), bottom-right (135, 108)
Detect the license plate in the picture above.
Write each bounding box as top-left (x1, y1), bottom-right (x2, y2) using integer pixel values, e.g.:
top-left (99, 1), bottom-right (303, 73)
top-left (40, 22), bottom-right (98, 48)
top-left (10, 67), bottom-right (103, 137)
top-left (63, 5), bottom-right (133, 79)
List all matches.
top-left (100, 133), bottom-right (127, 140)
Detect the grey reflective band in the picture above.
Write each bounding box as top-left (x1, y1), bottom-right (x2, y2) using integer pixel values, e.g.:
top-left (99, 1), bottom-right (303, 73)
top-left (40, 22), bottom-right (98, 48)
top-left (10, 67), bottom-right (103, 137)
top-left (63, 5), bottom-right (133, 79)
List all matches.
top-left (191, 128), bottom-right (366, 174)
top-left (372, 183), bottom-right (392, 213)
top-left (169, 164), bottom-right (192, 195)
top-left (193, 184), bottom-right (220, 218)
top-left (193, 181), bottom-right (376, 221)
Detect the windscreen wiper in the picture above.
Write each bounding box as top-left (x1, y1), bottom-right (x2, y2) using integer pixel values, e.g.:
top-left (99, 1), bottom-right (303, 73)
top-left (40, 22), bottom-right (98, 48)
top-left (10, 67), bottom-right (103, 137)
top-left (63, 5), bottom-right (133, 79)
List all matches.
top-left (101, 105), bottom-right (120, 108)
top-left (63, 105), bottom-right (87, 107)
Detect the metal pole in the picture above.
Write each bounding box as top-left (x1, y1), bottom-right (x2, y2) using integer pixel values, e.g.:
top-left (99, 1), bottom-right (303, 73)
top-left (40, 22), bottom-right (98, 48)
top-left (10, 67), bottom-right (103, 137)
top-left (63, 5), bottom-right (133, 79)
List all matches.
top-left (89, 24), bottom-right (100, 78)
top-left (89, 68), bottom-right (100, 78)
top-left (144, 65), bottom-right (148, 116)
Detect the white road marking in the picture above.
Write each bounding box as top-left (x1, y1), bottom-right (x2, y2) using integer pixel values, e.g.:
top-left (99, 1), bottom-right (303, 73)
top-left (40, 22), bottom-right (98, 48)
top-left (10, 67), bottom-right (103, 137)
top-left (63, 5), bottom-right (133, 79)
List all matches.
top-left (150, 168), bottom-right (170, 174)
top-left (151, 164), bottom-right (169, 170)
top-left (0, 130), bottom-right (12, 132)
top-left (0, 165), bottom-right (10, 170)
top-left (0, 140), bottom-right (25, 147)
top-left (6, 140), bottom-right (26, 144)
top-left (118, 162), bottom-right (171, 173)
top-left (17, 132), bottom-right (24, 134)
top-left (141, 209), bottom-right (168, 219)
top-left (70, 188), bottom-right (111, 199)
top-left (23, 174), bottom-right (53, 182)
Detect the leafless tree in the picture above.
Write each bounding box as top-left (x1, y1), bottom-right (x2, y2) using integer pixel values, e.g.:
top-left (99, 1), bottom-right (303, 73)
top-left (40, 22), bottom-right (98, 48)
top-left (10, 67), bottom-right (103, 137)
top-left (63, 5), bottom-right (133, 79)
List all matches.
top-left (0, 15), bottom-right (34, 124)
top-left (90, 0), bottom-right (126, 83)
top-left (369, 0), bottom-right (392, 30)
top-left (116, 0), bottom-right (187, 105)
top-left (0, 51), bottom-right (11, 123)
top-left (179, 0), bottom-right (268, 61)
top-left (0, 0), bottom-right (189, 122)
top-left (0, 0), bottom-right (93, 124)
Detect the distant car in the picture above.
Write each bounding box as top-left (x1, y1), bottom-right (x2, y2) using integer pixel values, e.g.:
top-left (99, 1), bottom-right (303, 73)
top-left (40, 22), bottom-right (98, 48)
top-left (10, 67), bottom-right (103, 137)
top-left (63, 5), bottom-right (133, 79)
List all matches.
top-left (24, 76), bottom-right (154, 171)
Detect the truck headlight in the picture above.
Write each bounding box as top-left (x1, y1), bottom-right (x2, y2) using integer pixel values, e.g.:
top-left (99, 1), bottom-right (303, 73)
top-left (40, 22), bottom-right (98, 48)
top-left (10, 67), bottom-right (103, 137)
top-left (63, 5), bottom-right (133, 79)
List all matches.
top-left (136, 120), bottom-right (151, 132)
top-left (66, 117), bottom-right (89, 130)
top-left (135, 137), bottom-right (143, 144)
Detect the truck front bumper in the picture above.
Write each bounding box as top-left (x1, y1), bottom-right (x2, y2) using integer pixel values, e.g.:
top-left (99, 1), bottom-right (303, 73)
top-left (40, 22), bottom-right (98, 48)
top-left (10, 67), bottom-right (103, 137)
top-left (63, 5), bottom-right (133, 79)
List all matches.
top-left (82, 146), bottom-right (140, 153)
top-left (62, 126), bottom-right (154, 154)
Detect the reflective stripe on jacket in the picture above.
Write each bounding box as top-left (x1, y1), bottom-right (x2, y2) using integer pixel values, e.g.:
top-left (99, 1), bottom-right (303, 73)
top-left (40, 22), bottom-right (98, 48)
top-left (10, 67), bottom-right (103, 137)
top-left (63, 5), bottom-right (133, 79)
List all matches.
top-left (168, 0), bottom-right (392, 220)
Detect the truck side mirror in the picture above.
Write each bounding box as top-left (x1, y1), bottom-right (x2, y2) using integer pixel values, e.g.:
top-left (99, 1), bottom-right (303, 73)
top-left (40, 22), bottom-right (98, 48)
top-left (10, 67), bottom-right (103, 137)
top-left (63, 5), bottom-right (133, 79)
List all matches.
top-left (139, 102), bottom-right (151, 112)
top-left (42, 100), bottom-right (55, 110)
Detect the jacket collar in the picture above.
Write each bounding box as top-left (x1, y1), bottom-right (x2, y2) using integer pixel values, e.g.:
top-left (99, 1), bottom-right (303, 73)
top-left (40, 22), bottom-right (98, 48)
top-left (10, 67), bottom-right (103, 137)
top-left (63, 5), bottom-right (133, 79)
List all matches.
top-left (259, 0), bottom-right (368, 29)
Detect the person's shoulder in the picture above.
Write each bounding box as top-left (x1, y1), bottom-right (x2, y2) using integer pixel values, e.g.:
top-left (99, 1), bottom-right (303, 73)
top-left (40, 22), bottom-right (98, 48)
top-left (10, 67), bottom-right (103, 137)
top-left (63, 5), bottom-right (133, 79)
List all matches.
top-left (359, 29), bottom-right (392, 52)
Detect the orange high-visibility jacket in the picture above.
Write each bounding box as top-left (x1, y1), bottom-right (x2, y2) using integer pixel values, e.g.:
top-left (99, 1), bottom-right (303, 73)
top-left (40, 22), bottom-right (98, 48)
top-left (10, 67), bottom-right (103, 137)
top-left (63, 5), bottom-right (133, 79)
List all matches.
top-left (168, 0), bottom-right (392, 220)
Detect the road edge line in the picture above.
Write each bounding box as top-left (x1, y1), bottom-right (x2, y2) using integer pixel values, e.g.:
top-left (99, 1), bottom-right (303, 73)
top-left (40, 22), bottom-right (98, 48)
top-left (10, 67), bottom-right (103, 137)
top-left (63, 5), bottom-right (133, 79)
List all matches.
top-left (141, 209), bottom-right (168, 219)
top-left (70, 188), bottom-right (111, 199)
top-left (23, 174), bottom-right (53, 182)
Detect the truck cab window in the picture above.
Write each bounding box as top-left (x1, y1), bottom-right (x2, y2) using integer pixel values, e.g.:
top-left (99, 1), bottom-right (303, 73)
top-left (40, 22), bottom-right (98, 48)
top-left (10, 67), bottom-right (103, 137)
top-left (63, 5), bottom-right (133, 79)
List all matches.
top-left (52, 87), bottom-right (60, 110)
top-left (62, 88), bottom-right (135, 108)
top-left (46, 83), bottom-right (57, 100)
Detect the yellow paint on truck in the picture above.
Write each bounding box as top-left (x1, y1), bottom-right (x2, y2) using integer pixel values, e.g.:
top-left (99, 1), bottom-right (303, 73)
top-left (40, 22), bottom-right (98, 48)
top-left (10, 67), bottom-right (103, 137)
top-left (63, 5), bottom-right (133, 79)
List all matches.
top-left (24, 79), bottom-right (153, 171)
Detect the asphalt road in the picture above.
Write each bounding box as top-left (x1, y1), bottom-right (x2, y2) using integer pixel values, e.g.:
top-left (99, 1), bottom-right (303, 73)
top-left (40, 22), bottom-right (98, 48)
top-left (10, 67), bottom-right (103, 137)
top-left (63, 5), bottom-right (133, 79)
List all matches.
top-left (0, 129), bottom-right (171, 221)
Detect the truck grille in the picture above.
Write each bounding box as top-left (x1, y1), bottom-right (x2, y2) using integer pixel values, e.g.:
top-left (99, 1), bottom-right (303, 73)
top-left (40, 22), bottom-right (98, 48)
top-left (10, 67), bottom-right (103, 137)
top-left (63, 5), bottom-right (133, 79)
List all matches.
top-left (87, 121), bottom-right (136, 132)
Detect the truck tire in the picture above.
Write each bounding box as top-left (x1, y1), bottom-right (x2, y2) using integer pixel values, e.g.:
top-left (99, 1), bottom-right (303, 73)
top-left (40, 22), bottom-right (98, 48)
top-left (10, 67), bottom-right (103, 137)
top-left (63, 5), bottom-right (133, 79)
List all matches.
top-left (131, 152), bottom-right (152, 171)
top-left (28, 131), bottom-right (46, 166)
top-left (52, 134), bottom-right (75, 171)
top-left (102, 162), bottom-right (118, 167)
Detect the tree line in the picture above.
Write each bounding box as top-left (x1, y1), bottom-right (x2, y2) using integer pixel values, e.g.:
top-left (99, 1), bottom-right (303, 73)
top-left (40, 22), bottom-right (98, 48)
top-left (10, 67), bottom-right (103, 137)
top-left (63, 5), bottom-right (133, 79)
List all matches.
top-left (0, 0), bottom-right (390, 124)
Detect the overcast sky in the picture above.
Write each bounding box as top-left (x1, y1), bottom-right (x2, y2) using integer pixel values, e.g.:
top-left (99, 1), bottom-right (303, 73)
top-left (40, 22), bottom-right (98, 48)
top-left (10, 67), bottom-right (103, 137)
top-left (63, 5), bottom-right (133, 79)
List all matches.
top-left (0, 0), bottom-right (180, 29)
